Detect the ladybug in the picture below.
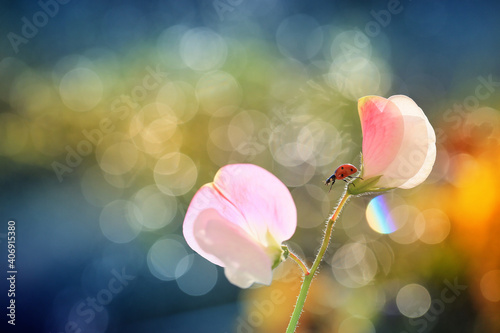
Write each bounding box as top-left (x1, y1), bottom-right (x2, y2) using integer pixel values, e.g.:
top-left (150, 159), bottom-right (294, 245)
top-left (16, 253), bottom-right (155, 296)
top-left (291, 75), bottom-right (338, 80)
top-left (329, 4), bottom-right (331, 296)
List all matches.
top-left (325, 164), bottom-right (362, 192)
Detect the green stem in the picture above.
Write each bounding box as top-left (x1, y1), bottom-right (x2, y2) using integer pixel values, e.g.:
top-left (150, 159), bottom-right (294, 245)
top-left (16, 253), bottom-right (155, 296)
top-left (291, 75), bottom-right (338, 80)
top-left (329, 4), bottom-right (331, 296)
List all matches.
top-left (285, 189), bottom-right (351, 333)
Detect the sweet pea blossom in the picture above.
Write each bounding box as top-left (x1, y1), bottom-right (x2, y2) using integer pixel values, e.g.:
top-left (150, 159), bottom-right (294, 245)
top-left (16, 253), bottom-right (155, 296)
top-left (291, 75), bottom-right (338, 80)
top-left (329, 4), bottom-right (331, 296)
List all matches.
top-left (349, 95), bottom-right (436, 194)
top-left (183, 164), bottom-right (297, 288)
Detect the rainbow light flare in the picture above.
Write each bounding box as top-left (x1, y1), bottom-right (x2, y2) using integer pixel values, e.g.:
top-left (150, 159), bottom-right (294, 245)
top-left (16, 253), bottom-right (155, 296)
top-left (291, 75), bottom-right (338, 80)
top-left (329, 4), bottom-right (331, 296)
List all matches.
top-left (366, 195), bottom-right (398, 234)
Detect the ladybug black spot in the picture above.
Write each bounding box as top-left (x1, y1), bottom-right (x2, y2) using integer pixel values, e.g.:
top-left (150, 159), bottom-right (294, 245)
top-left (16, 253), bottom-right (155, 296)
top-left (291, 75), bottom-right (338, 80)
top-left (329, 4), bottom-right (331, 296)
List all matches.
top-left (340, 174), bottom-right (344, 177)
top-left (350, 168), bottom-right (354, 171)
top-left (341, 166), bottom-right (344, 169)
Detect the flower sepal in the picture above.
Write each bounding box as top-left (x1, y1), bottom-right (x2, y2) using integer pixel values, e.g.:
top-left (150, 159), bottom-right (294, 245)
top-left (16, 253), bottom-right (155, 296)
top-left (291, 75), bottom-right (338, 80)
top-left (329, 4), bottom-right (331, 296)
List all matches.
top-left (347, 175), bottom-right (395, 195)
top-left (274, 245), bottom-right (289, 269)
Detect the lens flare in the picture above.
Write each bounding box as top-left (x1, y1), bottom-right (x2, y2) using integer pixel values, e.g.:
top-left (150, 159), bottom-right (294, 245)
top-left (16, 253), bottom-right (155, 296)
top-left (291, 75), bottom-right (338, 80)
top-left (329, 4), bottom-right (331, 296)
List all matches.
top-left (366, 195), bottom-right (397, 234)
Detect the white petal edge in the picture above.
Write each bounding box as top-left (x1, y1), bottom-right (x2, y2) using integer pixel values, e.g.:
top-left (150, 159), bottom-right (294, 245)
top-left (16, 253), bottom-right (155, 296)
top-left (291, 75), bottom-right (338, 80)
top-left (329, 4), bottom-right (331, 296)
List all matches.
top-left (399, 122), bottom-right (436, 189)
top-left (376, 96), bottom-right (436, 189)
top-left (390, 96), bottom-right (436, 189)
top-left (377, 115), bottom-right (430, 188)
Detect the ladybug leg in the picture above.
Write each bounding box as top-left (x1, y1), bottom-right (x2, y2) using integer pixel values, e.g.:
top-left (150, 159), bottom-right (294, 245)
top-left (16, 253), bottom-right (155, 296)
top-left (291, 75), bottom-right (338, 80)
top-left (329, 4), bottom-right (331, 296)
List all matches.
top-left (329, 178), bottom-right (335, 192)
top-left (343, 179), bottom-right (355, 187)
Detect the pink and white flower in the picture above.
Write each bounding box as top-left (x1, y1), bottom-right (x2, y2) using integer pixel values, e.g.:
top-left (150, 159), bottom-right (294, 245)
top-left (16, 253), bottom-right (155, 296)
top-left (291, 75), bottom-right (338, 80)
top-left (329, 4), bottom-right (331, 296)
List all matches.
top-left (183, 164), bottom-right (297, 288)
top-left (350, 95), bottom-right (436, 193)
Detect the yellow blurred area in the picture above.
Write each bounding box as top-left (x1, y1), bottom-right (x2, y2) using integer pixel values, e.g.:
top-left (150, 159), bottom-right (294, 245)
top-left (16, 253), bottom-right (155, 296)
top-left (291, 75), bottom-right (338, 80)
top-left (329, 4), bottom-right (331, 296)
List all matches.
top-left (0, 27), bottom-right (396, 177)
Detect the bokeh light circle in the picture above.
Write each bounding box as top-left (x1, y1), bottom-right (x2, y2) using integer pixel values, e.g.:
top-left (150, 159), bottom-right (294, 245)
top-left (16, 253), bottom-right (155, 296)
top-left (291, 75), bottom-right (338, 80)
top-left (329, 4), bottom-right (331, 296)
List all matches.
top-left (131, 185), bottom-right (177, 230)
top-left (330, 30), bottom-right (372, 70)
top-left (176, 254), bottom-right (218, 296)
top-left (480, 269), bottom-right (500, 302)
top-left (156, 81), bottom-right (199, 123)
top-left (274, 162), bottom-right (316, 188)
top-left (228, 109), bottom-right (270, 156)
top-left (180, 28), bottom-right (227, 71)
top-left (300, 120), bottom-right (344, 167)
top-left (329, 57), bottom-right (385, 101)
top-left (366, 195), bottom-right (409, 234)
top-left (147, 237), bottom-right (190, 281)
top-left (154, 152), bottom-right (198, 195)
top-left (99, 200), bottom-right (142, 243)
top-left (269, 115), bottom-right (317, 167)
top-left (97, 141), bottom-right (139, 175)
top-left (414, 209), bottom-right (451, 244)
top-left (59, 68), bottom-right (103, 111)
top-left (388, 205), bottom-right (422, 244)
top-left (331, 242), bottom-right (378, 288)
top-left (396, 283), bottom-right (431, 318)
top-left (129, 103), bottom-right (178, 154)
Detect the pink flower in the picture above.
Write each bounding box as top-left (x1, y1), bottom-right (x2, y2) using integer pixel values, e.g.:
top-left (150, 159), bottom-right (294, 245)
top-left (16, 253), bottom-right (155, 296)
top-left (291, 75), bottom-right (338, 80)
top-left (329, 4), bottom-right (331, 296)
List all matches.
top-left (183, 164), bottom-right (297, 288)
top-left (350, 95), bottom-right (436, 193)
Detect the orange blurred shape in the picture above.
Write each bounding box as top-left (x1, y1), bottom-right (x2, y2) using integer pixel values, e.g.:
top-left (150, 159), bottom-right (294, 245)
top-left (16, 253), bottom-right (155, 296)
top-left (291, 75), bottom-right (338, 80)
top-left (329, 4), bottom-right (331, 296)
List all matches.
top-left (446, 154), bottom-right (497, 228)
top-left (439, 106), bottom-right (500, 333)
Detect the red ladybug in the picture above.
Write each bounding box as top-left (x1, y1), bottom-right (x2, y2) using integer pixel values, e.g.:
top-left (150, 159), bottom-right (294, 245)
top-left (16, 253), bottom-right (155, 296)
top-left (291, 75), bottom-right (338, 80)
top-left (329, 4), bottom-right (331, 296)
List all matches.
top-left (325, 164), bottom-right (362, 192)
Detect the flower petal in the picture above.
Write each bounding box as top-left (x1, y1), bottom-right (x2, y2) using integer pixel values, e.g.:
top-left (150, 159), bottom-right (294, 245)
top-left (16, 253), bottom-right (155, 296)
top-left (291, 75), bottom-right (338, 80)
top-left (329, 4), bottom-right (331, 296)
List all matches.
top-left (375, 95), bottom-right (436, 188)
top-left (389, 95), bottom-right (428, 119)
top-left (398, 141), bottom-right (436, 189)
top-left (212, 164), bottom-right (296, 246)
top-left (358, 96), bottom-right (405, 179)
top-left (193, 209), bottom-right (273, 288)
top-left (183, 184), bottom-right (247, 267)
top-left (389, 95), bottom-right (436, 189)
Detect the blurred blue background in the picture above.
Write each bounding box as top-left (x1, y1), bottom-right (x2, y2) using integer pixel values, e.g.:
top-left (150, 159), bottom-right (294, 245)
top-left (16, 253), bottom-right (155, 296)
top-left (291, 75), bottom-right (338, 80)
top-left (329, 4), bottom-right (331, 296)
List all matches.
top-left (1, 0), bottom-right (500, 332)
